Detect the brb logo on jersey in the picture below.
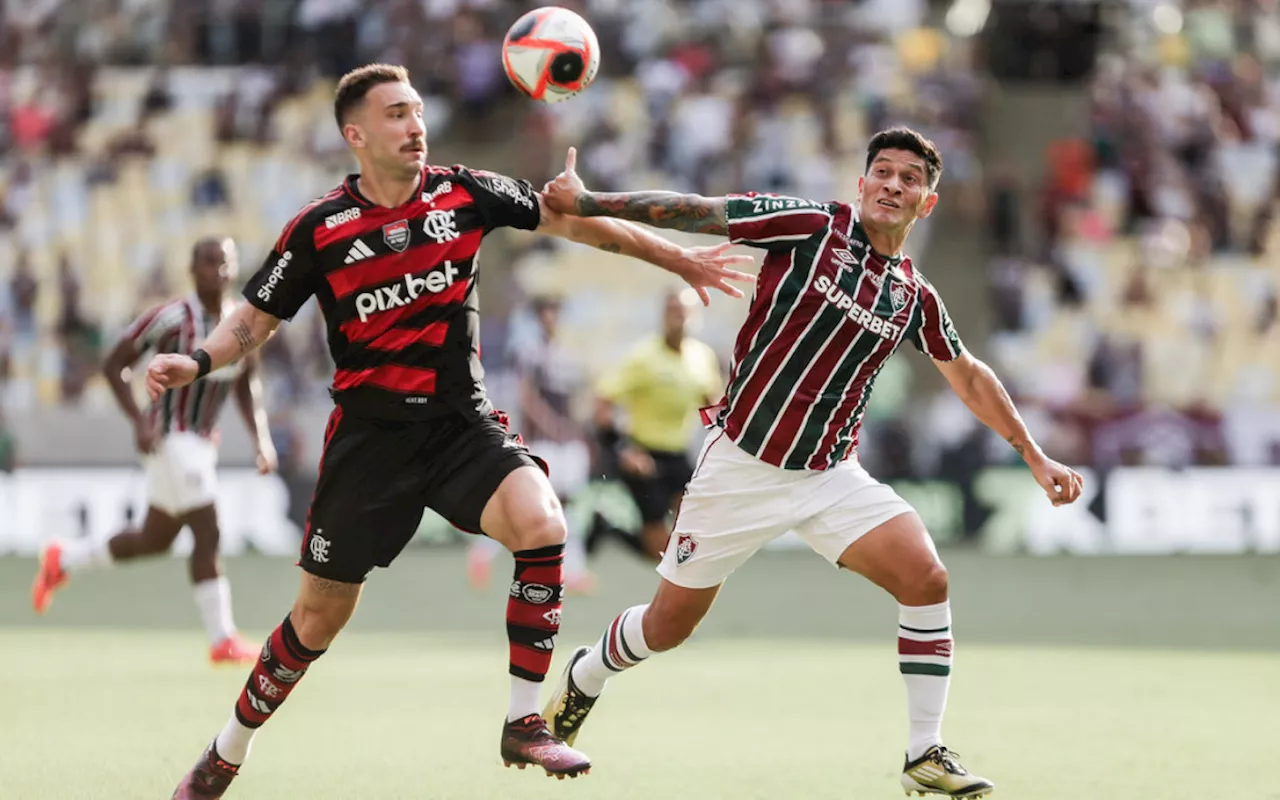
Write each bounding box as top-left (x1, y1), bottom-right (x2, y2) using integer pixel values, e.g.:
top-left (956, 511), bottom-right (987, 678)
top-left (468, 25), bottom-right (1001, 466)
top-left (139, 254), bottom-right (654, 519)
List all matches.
top-left (355, 263), bottom-right (460, 322)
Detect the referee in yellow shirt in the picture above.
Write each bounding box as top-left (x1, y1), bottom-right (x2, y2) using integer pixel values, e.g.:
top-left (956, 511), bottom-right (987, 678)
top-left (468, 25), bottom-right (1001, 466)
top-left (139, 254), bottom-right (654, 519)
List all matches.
top-left (595, 288), bottom-right (723, 560)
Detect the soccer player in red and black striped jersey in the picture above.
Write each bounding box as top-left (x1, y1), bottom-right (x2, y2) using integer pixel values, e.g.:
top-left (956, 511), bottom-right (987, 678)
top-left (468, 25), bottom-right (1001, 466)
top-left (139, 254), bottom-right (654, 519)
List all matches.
top-left (540, 128), bottom-right (1085, 798)
top-left (146, 64), bottom-right (754, 797)
top-left (31, 238), bottom-right (274, 667)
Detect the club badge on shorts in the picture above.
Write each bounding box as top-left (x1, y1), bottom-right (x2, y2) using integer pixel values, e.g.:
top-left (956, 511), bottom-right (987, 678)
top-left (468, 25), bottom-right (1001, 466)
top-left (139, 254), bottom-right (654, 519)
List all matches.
top-left (675, 532), bottom-right (698, 565)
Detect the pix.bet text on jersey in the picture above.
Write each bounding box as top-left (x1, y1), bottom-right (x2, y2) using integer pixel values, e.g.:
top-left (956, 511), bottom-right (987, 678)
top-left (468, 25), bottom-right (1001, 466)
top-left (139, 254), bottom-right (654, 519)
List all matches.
top-left (244, 165), bottom-right (541, 419)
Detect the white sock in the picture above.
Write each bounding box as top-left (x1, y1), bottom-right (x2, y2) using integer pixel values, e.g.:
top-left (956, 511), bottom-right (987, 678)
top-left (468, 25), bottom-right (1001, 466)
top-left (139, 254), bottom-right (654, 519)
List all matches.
top-left (214, 714), bottom-right (256, 765)
top-left (193, 577), bottom-right (237, 645)
top-left (508, 676), bottom-right (542, 722)
top-left (898, 600), bottom-right (952, 761)
top-left (58, 536), bottom-right (112, 572)
top-left (571, 604), bottom-right (652, 697)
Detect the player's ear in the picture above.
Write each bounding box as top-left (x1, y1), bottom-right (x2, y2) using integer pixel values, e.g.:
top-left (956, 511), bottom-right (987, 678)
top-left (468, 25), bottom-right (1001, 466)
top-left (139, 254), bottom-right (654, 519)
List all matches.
top-left (343, 122), bottom-right (365, 150)
top-left (919, 191), bottom-right (939, 220)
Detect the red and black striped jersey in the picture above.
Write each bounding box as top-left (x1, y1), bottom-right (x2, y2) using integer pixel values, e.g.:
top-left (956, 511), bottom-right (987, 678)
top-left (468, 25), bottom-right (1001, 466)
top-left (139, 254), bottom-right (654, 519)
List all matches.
top-left (711, 193), bottom-right (965, 471)
top-left (243, 165), bottom-right (541, 420)
top-left (126, 294), bottom-right (243, 437)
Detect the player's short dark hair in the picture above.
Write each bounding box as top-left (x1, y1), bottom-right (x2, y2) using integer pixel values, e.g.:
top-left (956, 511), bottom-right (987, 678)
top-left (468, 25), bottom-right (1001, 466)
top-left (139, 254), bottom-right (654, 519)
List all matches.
top-left (866, 127), bottom-right (943, 191)
top-left (334, 63), bottom-right (410, 129)
top-left (190, 236), bottom-right (229, 267)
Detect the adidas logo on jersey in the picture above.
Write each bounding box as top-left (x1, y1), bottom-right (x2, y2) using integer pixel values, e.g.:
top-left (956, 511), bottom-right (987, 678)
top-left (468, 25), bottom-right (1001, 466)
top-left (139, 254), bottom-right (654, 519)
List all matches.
top-left (344, 239), bottom-right (376, 264)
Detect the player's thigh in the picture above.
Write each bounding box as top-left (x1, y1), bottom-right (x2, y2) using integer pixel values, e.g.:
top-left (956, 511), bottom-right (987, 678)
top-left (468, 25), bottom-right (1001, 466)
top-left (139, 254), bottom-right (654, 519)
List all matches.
top-left (792, 461), bottom-right (945, 599)
top-left (138, 506), bottom-right (185, 550)
top-left (656, 429), bottom-right (797, 590)
top-left (424, 414), bottom-right (565, 553)
top-left (181, 505), bottom-right (220, 550)
top-left (302, 411), bottom-right (428, 584)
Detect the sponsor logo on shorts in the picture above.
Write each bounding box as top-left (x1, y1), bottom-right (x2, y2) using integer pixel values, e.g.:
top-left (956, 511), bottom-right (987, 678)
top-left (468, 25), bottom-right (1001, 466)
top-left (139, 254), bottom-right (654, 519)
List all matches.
top-left (675, 532), bottom-right (698, 565)
top-left (257, 674), bottom-right (282, 698)
top-left (308, 530), bottom-right (330, 564)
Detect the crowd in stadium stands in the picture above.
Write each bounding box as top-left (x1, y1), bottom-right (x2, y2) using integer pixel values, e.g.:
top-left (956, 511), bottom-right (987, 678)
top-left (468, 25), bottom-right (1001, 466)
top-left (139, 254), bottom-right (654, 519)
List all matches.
top-left (1, 0), bottom-right (1276, 474)
top-left (983, 1), bottom-right (1280, 469)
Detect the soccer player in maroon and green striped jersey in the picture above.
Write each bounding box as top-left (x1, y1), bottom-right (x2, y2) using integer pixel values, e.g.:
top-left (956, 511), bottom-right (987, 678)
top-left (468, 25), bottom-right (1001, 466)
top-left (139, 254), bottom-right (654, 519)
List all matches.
top-left (539, 128), bottom-right (1084, 798)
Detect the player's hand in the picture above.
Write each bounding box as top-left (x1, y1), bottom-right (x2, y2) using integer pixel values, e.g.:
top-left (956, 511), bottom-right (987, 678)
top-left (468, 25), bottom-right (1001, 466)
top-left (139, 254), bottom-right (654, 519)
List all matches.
top-left (256, 441), bottom-right (278, 475)
top-left (665, 242), bottom-right (757, 306)
top-left (1030, 457), bottom-right (1083, 507)
top-left (133, 419), bottom-right (158, 455)
top-left (146, 353), bottom-right (198, 401)
top-left (541, 146), bottom-right (587, 214)
top-left (618, 445), bottom-right (657, 477)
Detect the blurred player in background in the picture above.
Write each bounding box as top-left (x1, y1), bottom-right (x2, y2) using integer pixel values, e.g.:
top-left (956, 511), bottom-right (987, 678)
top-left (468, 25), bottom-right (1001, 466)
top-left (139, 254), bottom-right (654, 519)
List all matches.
top-left (30, 237), bottom-right (276, 666)
top-left (467, 294), bottom-right (595, 593)
top-left (592, 287), bottom-right (721, 561)
top-left (143, 64), bottom-right (752, 797)
top-left (540, 130), bottom-right (1085, 799)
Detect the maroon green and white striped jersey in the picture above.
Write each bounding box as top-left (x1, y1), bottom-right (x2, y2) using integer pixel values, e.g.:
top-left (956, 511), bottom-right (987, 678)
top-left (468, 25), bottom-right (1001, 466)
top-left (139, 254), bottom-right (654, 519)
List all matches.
top-left (124, 294), bottom-right (243, 437)
top-left (711, 193), bottom-right (965, 470)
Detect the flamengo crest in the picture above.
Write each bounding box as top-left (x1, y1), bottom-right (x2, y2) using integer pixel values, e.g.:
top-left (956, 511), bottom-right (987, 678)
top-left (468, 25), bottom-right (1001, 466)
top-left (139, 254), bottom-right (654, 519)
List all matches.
top-left (383, 220), bottom-right (410, 252)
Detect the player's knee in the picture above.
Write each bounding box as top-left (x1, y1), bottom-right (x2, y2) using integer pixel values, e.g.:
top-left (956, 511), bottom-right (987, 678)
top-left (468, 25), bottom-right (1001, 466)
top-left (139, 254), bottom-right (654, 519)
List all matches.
top-left (909, 562), bottom-right (949, 605)
top-left (511, 511), bottom-right (567, 552)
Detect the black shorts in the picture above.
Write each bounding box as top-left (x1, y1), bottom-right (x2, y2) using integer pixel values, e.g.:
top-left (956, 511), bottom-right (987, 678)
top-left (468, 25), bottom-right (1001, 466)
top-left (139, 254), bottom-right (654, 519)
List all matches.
top-left (620, 448), bottom-right (694, 525)
top-left (300, 407), bottom-right (543, 583)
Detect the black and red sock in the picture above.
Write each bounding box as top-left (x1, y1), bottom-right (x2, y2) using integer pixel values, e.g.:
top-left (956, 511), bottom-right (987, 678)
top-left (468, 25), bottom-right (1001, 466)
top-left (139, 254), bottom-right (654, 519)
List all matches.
top-left (234, 614), bottom-right (324, 729)
top-left (506, 544), bottom-right (564, 682)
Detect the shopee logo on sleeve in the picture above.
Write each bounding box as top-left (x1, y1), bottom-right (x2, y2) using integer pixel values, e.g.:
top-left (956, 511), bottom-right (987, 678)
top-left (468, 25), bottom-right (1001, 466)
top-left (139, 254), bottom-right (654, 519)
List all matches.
top-left (355, 263), bottom-right (460, 322)
top-left (256, 251), bottom-right (293, 302)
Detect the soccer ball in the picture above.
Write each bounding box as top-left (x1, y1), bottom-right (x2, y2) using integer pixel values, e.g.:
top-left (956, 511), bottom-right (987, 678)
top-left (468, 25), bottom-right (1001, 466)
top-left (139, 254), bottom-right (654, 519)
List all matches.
top-left (501, 7), bottom-right (600, 104)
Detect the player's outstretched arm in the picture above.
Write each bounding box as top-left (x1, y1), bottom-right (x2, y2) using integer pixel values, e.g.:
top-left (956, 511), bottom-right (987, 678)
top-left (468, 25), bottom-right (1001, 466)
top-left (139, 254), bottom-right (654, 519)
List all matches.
top-left (537, 148), bottom-right (751, 305)
top-left (934, 352), bottom-right (1084, 506)
top-left (542, 147), bottom-right (728, 235)
top-left (145, 303), bottom-right (281, 401)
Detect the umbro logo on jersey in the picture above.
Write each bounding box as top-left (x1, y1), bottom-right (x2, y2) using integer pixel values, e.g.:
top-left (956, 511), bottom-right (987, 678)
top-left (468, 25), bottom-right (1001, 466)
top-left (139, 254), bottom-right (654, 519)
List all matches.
top-left (344, 239), bottom-right (376, 264)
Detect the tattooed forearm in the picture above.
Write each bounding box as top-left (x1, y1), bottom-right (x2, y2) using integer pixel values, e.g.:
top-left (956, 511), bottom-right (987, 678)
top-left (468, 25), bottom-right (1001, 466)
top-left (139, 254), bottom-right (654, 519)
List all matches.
top-left (576, 191), bottom-right (729, 235)
top-left (232, 320), bottom-right (256, 353)
top-left (1007, 436), bottom-right (1026, 457)
top-left (597, 242), bottom-right (622, 253)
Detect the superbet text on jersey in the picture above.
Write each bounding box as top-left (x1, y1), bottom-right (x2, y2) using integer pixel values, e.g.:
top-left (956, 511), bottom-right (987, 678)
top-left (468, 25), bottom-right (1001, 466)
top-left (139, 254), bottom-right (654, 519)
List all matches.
top-left (243, 165), bottom-right (541, 419)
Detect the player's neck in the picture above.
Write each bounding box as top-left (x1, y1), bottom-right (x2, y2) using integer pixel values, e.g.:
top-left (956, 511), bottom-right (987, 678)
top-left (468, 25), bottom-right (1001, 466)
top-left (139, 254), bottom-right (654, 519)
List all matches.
top-left (356, 171), bottom-right (420, 208)
top-left (861, 221), bottom-right (911, 260)
top-left (663, 333), bottom-right (683, 352)
top-left (196, 291), bottom-right (223, 315)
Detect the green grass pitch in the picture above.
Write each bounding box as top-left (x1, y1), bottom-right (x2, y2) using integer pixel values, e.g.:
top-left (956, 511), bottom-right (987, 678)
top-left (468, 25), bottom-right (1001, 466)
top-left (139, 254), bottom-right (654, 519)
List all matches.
top-left (1, 550), bottom-right (1277, 798)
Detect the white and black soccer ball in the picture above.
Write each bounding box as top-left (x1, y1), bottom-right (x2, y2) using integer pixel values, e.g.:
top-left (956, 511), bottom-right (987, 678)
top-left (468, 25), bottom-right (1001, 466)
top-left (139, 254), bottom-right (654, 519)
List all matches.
top-left (501, 6), bottom-right (600, 104)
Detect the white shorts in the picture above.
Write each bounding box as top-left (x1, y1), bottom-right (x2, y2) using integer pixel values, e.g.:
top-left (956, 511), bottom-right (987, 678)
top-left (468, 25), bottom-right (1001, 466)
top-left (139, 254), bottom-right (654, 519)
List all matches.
top-left (528, 439), bottom-right (591, 498)
top-left (657, 429), bottom-right (915, 589)
top-left (145, 431), bottom-right (219, 517)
